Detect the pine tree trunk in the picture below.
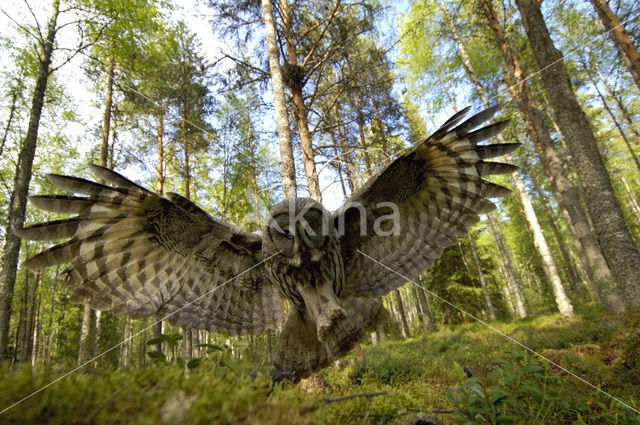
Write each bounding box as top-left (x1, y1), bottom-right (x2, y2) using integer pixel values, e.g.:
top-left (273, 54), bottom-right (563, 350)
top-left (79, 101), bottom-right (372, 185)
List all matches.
top-left (261, 0), bottom-right (296, 199)
top-left (0, 0), bottom-right (60, 360)
top-left (466, 234), bottom-right (496, 320)
top-left (516, 0), bottom-right (640, 309)
top-left (477, 0), bottom-right (620, 312)
top-left (589, 0), bottom-right (640, 91)
top-left (487, 213), bottom-right (527, 319)
top-left (280, 1), bottom-right (321, 201)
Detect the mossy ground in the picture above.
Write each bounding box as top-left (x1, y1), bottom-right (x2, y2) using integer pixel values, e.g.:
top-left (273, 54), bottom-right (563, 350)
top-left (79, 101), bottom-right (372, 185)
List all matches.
top-left (1, 305), bottom-right (638, 424)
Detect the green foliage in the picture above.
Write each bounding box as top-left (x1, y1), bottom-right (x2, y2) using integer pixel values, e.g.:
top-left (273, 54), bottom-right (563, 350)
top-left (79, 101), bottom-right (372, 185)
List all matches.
top-left (447, 352), bottom-right (637, 424)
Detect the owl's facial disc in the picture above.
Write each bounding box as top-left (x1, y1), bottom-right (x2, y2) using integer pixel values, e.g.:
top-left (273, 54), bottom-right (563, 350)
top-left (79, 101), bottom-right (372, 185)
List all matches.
top-left (268, 206), bottom-right (329, 262)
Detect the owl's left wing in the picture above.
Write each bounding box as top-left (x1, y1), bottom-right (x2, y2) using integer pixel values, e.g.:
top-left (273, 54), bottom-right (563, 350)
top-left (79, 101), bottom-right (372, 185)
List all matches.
top-left (17, 165), bottom-right (282, 336)
top-left (334, 106), bottom-right (518, 297)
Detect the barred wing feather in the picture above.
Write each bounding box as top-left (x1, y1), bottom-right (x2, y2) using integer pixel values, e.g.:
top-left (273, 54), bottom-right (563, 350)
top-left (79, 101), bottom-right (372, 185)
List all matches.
top-left (18, 165), bottom-right (282, 336)
top-left (335, 106), bottom-right (518, 297)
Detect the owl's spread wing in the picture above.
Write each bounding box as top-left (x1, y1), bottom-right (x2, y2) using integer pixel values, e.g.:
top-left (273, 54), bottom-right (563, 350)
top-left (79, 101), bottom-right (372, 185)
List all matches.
top-left (334, 106), bottom-right (518, 297)
top-left (18, 165), bottom-right (282, 336)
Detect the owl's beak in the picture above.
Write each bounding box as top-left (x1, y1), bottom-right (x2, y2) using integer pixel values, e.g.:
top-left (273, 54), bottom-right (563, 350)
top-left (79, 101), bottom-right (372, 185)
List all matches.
top-left (296, 221), bottom-right (314, 253)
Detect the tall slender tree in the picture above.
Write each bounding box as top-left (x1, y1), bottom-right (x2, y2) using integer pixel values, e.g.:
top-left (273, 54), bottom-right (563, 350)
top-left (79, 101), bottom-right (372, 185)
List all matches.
top-left (0, 0), bottom-right (61, 360)
top-left (261, 0), bottom-right (297, 199)
top-left (588, 0), bottom-right (640, 91)
top-left (476, 0), bottom-right (620, 313)
top-left (516, 0), bottom-right (640, 309)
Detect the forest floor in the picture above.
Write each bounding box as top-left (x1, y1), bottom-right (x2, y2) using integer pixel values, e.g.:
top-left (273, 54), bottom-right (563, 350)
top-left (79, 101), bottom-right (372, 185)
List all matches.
top-left (1, 305), bottom-right (639, 425)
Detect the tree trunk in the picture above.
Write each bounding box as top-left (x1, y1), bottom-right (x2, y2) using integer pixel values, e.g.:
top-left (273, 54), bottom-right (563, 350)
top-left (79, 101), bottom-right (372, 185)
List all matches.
top-left (280, 0), bottom-right (321, 201)
top-left (182, 102), bottom-right (190, 200)
top-left (335, 105), bottom-right (357, 192)
top-left (393, 289), bottom-right (410, 338)
top-left (156, 110), bottom-right (164, 195)
top-left (589, 0), bottom-right (640, 91)
top-left (261, 0), bottom-right (296, 199)
top-left (79, 53), bottom-right (117, 365)
top-left (487, 214), bottom-right (527, 318)
top-left (351, 85), bottom-right (371, 172)
top-left (247, 108), bottom-right (262, 226)
top-left (527, 168), bottom-right (584, 290)
top-left (152, 109), bottom-right (165, 354)
top-left (442, 0), bottom-right (573, 316)
top-left (0, 87), bottom-right (20, 160)
top-left (100, 56), bottom-right (116, 169)
top-left (516, 0), bottom-right (640, 309)
top-left (512, 170), bottom-right (575, 316)
top-left (477, 0), bottom-right (620, 312)
top-left (606, 84), bottom-right (640, 140)
top-left (77, 303), bottom-right (94, 365)
top-left (466, 234), bottom-right (496, 320)
top-left (0, 0), bottom-right (60, 360)
top-left (415, 278), bottom-right (434, 330)
top-left (578, 56), bottom-right (640, 173)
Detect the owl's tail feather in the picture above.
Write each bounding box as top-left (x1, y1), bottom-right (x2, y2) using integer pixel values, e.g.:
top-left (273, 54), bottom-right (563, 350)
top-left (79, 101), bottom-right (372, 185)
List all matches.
top-left (272, 297), bottom-right (388, 380)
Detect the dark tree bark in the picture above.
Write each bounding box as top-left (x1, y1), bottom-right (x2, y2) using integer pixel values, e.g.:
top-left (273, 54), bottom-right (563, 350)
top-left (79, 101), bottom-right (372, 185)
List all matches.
top-left (0, 0), bottom-right (60, 360)
top-left (516, 0), bottom-right (640, 309)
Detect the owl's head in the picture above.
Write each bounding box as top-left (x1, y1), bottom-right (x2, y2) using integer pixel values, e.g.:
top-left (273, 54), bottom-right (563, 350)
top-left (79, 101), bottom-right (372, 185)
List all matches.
top-left (265, 198), bottom-right (335, 265)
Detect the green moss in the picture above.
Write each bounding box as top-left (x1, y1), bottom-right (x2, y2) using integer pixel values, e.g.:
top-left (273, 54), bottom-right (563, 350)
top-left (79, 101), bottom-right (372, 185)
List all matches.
top-left (1, 310), bottom-right (638, 424)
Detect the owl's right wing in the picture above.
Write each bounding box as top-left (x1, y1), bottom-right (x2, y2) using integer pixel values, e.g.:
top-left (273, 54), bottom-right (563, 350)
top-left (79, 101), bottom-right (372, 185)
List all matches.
top-left (17, 165), bottom-right (283, 336)
top-left (334, 106), bottom-right (518, 297)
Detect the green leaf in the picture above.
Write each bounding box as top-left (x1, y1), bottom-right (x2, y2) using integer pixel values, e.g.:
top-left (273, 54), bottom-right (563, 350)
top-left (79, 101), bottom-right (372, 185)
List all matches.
top-left (146, 351), bottom-right (166, 362)
top-left (187, 358), bottom-right (201, 369)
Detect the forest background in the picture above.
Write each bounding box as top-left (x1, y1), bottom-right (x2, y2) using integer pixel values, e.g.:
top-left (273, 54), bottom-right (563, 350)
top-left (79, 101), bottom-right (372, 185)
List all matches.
top-left (0, 0), bottom-right (639, 423)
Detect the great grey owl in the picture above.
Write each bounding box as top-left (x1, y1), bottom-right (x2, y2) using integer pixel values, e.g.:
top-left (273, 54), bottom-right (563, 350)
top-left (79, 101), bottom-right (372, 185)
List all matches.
top-left (18, 106), bottom-right (517, 378)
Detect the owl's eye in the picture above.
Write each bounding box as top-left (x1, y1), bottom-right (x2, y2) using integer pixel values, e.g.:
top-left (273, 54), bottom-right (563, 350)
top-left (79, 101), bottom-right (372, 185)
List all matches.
top-left (285, 230), bottom-right (294, 239)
